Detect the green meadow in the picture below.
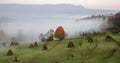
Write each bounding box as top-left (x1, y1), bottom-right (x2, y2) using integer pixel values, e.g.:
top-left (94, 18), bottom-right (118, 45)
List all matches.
top-left (0, 34), bottom-right (120, 63)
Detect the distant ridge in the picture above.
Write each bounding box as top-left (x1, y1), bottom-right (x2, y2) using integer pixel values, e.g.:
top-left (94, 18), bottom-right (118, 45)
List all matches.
top-left (0, 4), bottom-right (118, 16)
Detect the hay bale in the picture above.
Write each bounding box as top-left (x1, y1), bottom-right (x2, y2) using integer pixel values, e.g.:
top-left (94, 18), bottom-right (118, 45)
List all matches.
top-left (68, 42), bottom-right (75, 48)
top-left (106, 35), bottom-right (112, 41)
top-left (29, 43), bottom-right (34, 48)
top-left (42, 44), bottom-right (48, 50)
top-left (10, 41), bottom-right (19, 46)
top-left (6, 49), bottom-right (14, 56)
top-left (34, 41), bottom-right (38, 47)
top-left (87, 36), bottom-right (93, 44)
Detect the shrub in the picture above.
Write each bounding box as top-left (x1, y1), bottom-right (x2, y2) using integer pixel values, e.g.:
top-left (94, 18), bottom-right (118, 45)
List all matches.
top-left (55, 26), bottom-right (65, 41)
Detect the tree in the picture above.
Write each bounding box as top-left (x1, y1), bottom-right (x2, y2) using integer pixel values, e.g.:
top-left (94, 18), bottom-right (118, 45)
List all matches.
top-left (55, 26), bottom-right (65, 41)
top-left (115, 12), bottom-right (120, 21)
top-left (39, 33), bottom-right (45, 40)
top-left (108, 12), bottom-right (120, 26)
top-left (10, 37), bottom-right (19, 46)
top-left (46, 29), bottom-right (54, 41)
top-left (39, 29), bottom-right (54, 42)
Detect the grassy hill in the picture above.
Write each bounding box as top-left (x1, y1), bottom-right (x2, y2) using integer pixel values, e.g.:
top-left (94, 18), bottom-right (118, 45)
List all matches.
top-left (0, 34), bottom-right (120, 63)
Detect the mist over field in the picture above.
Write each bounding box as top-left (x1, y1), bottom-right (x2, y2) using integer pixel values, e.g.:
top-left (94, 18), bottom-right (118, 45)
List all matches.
top-left (0, 16), bottom-right (108, 42)
top-left (0, 4), bottom-right (117, 42)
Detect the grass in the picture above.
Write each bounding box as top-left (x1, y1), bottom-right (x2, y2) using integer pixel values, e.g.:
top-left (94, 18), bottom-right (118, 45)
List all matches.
top-left (0, 34), bottom-right (120, 63)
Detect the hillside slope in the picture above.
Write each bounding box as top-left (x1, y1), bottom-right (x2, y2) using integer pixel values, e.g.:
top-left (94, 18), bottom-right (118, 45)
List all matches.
top-left (0, 34), bottom-right (120, 63)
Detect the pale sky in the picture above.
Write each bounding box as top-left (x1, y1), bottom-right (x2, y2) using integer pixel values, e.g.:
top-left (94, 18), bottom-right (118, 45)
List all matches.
top-left (0, 0), bottom-right (120, 10)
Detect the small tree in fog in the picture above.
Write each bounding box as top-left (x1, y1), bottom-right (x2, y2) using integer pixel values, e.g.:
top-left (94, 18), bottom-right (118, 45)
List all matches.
top-left (39, 33), bottom-right (45, 40)
top-left (10, 37), bottom-right (19, 46)
top-left (55, 26), bottom-right (65, 41)
top-left (46, 29), bottom-right (54, 41)
top-left (39, 29), bottom-right (54, 42)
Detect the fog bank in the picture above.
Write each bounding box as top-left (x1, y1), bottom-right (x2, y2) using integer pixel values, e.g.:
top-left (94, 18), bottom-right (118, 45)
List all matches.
top-left (0, 15), bottom-right (108, 42)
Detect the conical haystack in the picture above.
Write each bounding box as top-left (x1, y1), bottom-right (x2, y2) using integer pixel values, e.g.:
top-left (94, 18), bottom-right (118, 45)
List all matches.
top-left (6, 49), bottom-right (14, 56)
top-left (42, 44), bottom-right (48, 50)
top-left (106, 35), bottom-right (112, 41)
top-left (87, 36), bottom-right (93, 44)
top-left (29, 43), bottom-right (34, 48)
top-left (34, 41), bottom-right (38, 47)
top-left (68, 42), bottom-right (75, 48)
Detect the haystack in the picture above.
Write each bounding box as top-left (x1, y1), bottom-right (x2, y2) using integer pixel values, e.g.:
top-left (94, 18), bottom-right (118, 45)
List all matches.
top-left (6, 49), bottom-right (14, 56)
top-left (42, 44), bottom-right (48, 50)
top-left (87, 36), bottom-right (93, 44)
top-left (68, 42), bottom-right (75, 48)
top-left (29, 43), bottom-right (34, 48)
top-left (106, 35), bottom-right (112, 41)
top-left (34, 41), bottom-right (38, 47)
